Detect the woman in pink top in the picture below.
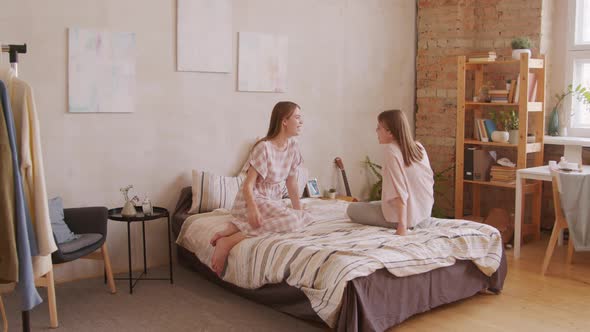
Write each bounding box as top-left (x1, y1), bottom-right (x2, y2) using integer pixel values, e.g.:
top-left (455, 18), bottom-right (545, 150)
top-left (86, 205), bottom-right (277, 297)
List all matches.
top-left (209, 101), bottom-right (311, 276)
top-left (347, 110), bottom-right (434, 235)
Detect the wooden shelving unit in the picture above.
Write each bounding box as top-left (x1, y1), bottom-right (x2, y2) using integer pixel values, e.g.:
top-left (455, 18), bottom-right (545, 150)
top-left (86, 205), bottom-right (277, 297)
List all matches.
top-left (455, 53), bottom-right (545, 240)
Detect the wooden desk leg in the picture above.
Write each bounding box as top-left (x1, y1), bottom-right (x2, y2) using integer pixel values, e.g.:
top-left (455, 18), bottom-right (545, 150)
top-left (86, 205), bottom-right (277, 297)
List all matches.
top-left (532, 182), bottom-right (542, 241)
top-left (514, 174), bottom-right (524, 259)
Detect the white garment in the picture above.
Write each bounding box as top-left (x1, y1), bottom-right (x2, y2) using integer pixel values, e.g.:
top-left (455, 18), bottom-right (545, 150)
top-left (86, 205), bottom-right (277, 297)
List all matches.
top-left (381, 142), bottom-right (434, 228)
top-left (0, 66), bottom-right (56, 277)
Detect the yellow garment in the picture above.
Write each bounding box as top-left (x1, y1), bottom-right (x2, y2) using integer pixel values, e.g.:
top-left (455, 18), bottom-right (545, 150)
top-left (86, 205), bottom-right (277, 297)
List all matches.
top-left (0, 66), bottom-right (56, 278)
top-left (0, 97), bottom-right (18, 283)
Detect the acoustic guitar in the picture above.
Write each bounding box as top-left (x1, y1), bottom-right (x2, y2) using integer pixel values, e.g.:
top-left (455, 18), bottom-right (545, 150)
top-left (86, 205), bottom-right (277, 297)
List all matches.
top-left (334, 157), bottom-right (353, 198)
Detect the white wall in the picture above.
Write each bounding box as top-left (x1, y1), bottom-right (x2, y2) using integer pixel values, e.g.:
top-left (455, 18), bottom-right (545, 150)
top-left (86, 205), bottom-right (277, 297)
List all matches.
top-left (1, 0), bottom-right (416, 281)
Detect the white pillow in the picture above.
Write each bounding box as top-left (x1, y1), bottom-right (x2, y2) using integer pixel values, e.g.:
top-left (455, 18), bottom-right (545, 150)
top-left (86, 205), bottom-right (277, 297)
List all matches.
top-left (188, 170), bottom-right (244, 214)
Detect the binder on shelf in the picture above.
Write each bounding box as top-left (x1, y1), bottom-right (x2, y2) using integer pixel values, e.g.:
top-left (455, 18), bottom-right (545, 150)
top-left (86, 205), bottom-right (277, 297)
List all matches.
top-left (464, 147), bottom-right (476, 180)
top-left (464, 148), bottom-right (493, 181)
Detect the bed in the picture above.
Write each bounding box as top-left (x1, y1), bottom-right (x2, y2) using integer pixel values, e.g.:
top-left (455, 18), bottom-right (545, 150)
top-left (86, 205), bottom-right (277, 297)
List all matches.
top-left (172, 187), bottom-right (507, 332)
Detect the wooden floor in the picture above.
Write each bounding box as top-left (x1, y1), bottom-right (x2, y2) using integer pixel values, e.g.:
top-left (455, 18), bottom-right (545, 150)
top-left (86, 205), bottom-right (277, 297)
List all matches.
top-left (390, 233), bottom-right (590, 332)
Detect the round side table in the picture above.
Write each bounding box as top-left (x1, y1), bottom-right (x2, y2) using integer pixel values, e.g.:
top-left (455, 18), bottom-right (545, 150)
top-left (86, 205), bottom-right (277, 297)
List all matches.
top-left (108, 206), bottom-right (173, 294)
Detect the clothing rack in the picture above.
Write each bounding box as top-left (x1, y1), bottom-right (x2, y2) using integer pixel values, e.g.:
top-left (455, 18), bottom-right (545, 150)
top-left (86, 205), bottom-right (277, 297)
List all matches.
top-left (1, 42), bottom-right (31, 332)
top-left (1, 44), bottom-right (27, 77)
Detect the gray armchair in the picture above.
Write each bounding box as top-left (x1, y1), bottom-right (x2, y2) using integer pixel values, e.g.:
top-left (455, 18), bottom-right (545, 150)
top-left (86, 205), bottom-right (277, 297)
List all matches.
top-left (51, 207), bottom-right (116, 293)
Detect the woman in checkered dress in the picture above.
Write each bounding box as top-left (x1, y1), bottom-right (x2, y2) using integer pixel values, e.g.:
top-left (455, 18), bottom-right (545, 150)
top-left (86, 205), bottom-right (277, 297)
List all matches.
top-left (209, 101), bottom-right (311, 276)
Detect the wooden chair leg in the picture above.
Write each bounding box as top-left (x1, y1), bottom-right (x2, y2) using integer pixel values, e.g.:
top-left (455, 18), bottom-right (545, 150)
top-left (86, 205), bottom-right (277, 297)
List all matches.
top-left (46, 269), bottom-right (58, 328)
top-left (0, 295), bottom-right (8, 332)
top-left (101, 244), bottom-right (117, 294)
top-left (541, 220), bottom-right (562, 275)
top-left (567, 235), bottom-right (574, 265)
top-left (532, 183), bottom-right (542, 241)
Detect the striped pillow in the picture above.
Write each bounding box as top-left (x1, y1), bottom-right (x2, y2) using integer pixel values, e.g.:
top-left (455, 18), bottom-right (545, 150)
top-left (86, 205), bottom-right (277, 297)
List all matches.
top-left (188, 170), bottom-right (245, 214)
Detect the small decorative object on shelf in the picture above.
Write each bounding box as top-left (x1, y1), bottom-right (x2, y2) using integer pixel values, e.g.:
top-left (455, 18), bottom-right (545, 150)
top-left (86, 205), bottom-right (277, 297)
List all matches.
top-left (326, 188), bottom-right (337, 200)
top-left (511, 36), bottom-right (532, 60)
top-left (142, 195), bottom-right (153, 215)
top-left (120, 185), bottom-right (136, 217)
top-left (491, 130), bottom-right (509, 143)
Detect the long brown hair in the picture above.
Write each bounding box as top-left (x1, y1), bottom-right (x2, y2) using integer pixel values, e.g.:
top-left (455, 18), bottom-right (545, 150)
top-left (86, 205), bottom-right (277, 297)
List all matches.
top-left (378, 109), bottom-right (423, 167)
top-left (253, 101), bottom-right (300, 149)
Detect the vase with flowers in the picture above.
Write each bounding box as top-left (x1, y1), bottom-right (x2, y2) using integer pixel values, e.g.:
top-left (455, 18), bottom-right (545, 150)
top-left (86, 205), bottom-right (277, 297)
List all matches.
top-left (548, 84), bottom-right (590, 136)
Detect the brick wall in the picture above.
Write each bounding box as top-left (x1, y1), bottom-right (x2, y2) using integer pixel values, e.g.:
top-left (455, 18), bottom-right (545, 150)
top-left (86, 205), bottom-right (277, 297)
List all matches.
top-left (416, 0), bottom-right (543, 217)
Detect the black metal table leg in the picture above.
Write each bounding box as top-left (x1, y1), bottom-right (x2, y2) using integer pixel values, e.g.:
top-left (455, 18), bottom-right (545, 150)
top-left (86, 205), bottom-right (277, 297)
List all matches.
top-left (142, 221), bottom-right (147, 274)
top-left (22, 310), bottom-right (30, 332)
top-left (127, 221), bottom-right (133, 294)
top-left (167, 215), bottom-right (174, 284)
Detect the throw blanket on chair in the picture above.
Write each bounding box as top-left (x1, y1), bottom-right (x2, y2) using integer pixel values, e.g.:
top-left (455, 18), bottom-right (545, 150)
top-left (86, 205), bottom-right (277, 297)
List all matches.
top-left (559, 172), bottom-right (590, 251)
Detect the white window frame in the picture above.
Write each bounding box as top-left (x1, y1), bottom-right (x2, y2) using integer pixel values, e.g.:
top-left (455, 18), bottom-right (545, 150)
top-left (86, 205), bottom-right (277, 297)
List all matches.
top-left (566, 0), bottom-right (590, 137)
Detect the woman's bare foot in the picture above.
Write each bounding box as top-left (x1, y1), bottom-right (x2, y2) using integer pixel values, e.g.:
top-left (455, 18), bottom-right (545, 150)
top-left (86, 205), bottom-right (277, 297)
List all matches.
top-left (211, 237), bottom-right (233, 276)
top-left (210, 232), bottom-right (224, 247)
top-left (210, 231), bottom-right (247, 277)
top-left (210, 223), bottom-right (239, 246)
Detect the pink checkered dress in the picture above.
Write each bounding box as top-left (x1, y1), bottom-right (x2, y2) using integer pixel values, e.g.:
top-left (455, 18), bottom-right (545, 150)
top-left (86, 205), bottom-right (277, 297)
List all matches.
top-left (231, 139), bottom-right (311, 236)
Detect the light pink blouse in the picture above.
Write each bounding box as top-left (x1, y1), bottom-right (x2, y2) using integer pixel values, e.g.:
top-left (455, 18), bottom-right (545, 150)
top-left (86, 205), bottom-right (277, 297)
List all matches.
top-left (381, 142), bottom-right (434, 228)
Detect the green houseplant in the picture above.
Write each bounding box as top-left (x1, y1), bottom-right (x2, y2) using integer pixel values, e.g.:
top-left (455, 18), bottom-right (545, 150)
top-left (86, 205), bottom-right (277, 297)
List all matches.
top-left (364, 156), bottom-right (382, 201)
top-left (548, 84), bottom-right (590, 136)
top-left (491, 110), bottom-right (519, 144)
top-left (364, 156), bottom-right (454, 218)
top-left (511, 37), bottom-right (532, 60)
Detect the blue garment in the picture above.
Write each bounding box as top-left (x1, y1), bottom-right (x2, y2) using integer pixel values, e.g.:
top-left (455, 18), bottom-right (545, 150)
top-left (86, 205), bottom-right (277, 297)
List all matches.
top-left (0, 80), bottom-right (42, 310)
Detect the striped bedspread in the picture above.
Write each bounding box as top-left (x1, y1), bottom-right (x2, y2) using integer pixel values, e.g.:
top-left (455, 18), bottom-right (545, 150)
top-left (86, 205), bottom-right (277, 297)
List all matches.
top-left (176, 199), bottom-right (503, 327)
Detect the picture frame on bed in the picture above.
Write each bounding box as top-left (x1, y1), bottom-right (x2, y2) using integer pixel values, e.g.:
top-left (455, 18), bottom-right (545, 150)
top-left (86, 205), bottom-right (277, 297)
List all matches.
top-left (306, 178), bottom-right (321, 198)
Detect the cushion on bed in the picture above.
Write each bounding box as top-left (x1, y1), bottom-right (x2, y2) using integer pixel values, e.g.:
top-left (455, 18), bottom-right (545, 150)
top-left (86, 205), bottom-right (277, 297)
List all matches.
top-left (188, 170), bottom-right (244, 214)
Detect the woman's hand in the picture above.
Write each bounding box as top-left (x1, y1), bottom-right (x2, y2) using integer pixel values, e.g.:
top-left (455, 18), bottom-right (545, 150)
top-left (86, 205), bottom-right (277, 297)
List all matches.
top-left (248, 207), bottom-right (262, 229)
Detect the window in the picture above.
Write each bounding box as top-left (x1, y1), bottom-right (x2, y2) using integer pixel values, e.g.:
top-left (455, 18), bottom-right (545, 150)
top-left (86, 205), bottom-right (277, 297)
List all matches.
top-left (567, 0), bottom-right (590, 136)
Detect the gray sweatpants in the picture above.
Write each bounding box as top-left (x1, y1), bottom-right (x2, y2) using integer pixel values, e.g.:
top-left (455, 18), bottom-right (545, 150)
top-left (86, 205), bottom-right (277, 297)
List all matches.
top-left (346, 201), bottom-right (396, 228)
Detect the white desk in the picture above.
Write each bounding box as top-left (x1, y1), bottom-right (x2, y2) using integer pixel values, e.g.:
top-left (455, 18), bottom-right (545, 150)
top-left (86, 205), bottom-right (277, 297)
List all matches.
top-left (514, 165), bottom-right (590, 258)
top-left (544, 135), bottom-right (590, 165)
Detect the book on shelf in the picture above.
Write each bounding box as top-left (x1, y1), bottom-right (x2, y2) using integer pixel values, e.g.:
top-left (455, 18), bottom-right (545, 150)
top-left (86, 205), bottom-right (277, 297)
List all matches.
top-left (508, 79), bottom-right (517, 103)
top-left (489, 89), bottom-right (509, 103)
top-left (490, 165), bottom-right (516, 183)
top-left (483, 119), bottom-right (497, 139)
top-left (528, 73), bottom-right (537, 102)
top-left (468, 52), bottom-right (497, 62)
top-left (512, 73), bottom-right (537, 103)
top-left (475, 118), bottom-right (489, 142)
top-left (514, 74), bottom-right (520, 103)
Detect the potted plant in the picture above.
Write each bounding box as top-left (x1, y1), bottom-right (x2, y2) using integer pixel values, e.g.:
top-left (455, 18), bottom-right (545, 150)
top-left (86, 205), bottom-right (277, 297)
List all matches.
top-left (489, 112), bottom-right (510, 143)
top-left (365, 156), bottom-right (455, 218)
top-left (504, 110), bottom-right (519, 144)
top-left (548, 84), bottom-right (590, 136)
top-left (511, 37), bottom-right (532, 60)
top-left (364, 156), bottom-right (383, 201)
top-left (327, 188), bottom-right (337, 200)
